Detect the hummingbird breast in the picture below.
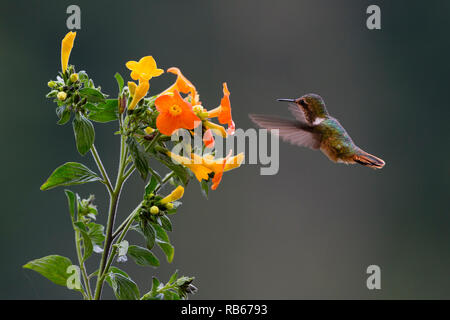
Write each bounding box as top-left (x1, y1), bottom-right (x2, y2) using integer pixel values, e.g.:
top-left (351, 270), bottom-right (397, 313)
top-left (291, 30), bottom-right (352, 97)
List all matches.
top-left (314, 117), bottom-right (358, 163)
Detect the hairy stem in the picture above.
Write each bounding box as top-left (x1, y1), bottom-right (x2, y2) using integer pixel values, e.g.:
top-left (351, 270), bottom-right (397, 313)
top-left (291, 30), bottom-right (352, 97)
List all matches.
top-left (112, 202), bottom-right (142, 240)
top-left (93, 134), bottom-right (128, 300)
top-left (91, 145), bottom-right (114, 194)
top-left (74, 228), bottom-right (93, 300)
top-left (101, 205), bottom-right (141, 282)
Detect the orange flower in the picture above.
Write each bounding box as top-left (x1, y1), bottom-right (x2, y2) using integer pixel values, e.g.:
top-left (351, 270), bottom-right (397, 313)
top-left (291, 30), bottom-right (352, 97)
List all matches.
top-left (203, 129), bottom-right (214, 149)
top-left (61, 31), bottom-right (76, 73)
top-left (161, 67), bottom-right (199, 105)
top-left (155, 90), bottom-right (200, 135)
top-left (126, 56), bottom-right (164, 82)
top-left (210, 151), bottom-right (231, 190)
top-left (128, 80), bottom-right (149, 110)
top-left (207, 83), bottom-right (235, 135)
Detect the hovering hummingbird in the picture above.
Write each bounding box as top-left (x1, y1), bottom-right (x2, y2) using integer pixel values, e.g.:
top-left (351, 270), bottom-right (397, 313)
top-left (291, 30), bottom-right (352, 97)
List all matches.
top-left (249, 93), bottom-right (385, 169)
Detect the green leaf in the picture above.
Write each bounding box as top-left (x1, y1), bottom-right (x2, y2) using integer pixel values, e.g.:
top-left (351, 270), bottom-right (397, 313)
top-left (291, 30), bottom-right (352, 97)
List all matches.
top-left (169, 270), bottom-right (179, 284)
top-left (159, 215), bottom-right (172, 232)
top-left (152, 223), bottom-right (174, 263)
top-left (87, 222), bottom-right (105, 245)
top-left (128, 245), bottom-right (160, 267)
top-left (153, 152), bottom-right (190, 186)
top-left (126, 136), bottom-right (149, 180)
top-left (56, 105), bottom-right (71, 125)
top-left (64, 190), bottom-right (76, 220)
top-left (156, 240), bottom-right (174, 263)
top-left (114, 73), bottom-right (124, 94)
top-left (106, 273), bottom-right (140, 300)
top-left (200, 180), bottom-right (210, 199)
top-left (138, 220), bottom-right (156, 250)
top-left (74, 223), bottom-right (93, 262)
top-left (78, 71), bottom-right (89, 86)
top-left (41, 162), bottom-right (101, 191)
top-left (109, 266), bottom-right (130, 278)
top-left (79, 87), bottom-right (105, 103)
top-left (144, 175), bottom-right (159, 197)
top-left (23, 255), bottom-right (73, 287)
top-left (87, 99), bottom-right (119, 123)
top-left (73, 112), bottom-right (95, 155)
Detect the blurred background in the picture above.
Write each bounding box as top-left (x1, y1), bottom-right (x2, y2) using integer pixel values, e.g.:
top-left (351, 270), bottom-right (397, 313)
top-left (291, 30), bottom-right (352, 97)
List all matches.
top-left (0, 0), bottom-right (449, 299)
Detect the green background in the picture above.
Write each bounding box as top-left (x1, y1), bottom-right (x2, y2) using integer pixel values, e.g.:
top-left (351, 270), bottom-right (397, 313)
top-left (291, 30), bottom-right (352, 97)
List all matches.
top-left (1, 0), bottom-right (449, 299)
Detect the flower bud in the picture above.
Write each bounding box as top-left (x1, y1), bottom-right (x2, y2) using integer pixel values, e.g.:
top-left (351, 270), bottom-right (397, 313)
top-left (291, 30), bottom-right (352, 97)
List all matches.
top-left (118, 94), bottom-right (127, 114)
top-left (69, 73), bottom-right (79, 83)
top-left (144, 127), bottom-right (154, 135)
top-left (150, 206), bottom-right (159, 215)
top-left (57, 91), bottom-right (67, 101)
top-left (192, 105), bottom-right (208, 118)
top-left (48, 81), bottom-right (57, 88)
top-left (165, 203), bottom-right (174, 210)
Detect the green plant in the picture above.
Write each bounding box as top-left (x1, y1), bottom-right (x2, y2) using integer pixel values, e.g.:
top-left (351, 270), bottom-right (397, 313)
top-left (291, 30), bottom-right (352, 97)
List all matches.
top-left (23, 31), bottom-right (243, 300)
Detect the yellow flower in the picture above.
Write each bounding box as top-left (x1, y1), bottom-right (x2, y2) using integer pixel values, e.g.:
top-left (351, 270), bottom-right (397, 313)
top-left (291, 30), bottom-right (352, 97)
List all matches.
top-left (128, 81), bottom-right (137, 97)
top-left (192, 152), bottom-right (244, 173)
top-left (126, 56), bottom-right (164, 82)
top-left (144, 127), bottom-right (155, 135)
top-left (128, 81), bottom-right (149, 110)
top-left (57, 92), bottom-right (67, 101)
top-left (160, 186), bottom-right (185, 204)
top-left (61, 31), bottom-right (76, 73)
top-left (166, 150), bottom-right (244, 190)
top-left (167, 151), bottom-right (212, 182)
top-left (165, 203), bottom-right (174, 210)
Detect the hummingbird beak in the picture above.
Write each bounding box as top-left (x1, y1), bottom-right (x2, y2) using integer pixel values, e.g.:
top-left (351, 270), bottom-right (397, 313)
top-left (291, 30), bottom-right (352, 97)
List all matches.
top-left (277, 98), bottom-right (296, 103)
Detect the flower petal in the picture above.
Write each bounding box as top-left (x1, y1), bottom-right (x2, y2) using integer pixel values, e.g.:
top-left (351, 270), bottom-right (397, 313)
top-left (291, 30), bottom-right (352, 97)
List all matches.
top-left (61, 31), bottom-right (76, 73)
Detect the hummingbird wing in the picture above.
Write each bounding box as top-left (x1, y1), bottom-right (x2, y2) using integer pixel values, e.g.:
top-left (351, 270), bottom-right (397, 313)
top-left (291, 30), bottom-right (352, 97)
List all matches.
top-left (249, 114), bottom-right (321, 149)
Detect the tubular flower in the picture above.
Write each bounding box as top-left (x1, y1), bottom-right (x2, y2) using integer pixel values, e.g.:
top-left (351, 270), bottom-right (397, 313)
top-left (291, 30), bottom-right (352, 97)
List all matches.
top-left (191, 152), bottom-right (244, 173)
top-left (128, 81), bottom-right (149, 110)
top-left (155, 90), bottom-right (200, 135)
top-left (61, 31), bottom-right (76, 73)
top-left (160, 186), bottom-right (185, 205)
top-left (192, 151), bottom-right (244, 190)
top-left (126, 56), bottom-right (164, 82)
top-left (203, 129), bottom-right (215, 148)
top-left (167, 151), bottom-right (212, 182)
top-left (211, 152), bottom-right (230, 190)
top-left (203, 120), bottom-right (227, 138)
top-left (161, 67), bottom-right (199, 105)
top-left (207, 83), bottom-right (235, 135)
top-left (128, 81), bottom-right (137, 97)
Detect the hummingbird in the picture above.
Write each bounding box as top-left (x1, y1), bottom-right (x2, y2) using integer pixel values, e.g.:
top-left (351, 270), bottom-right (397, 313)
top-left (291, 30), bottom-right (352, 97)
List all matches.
top-left (249, 93), bottom-right (385, 169)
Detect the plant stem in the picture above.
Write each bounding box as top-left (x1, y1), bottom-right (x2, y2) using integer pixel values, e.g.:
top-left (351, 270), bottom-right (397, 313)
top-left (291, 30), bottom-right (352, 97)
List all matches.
top-left (93, 134), bottom-right (128, 300)
top-left (112, 202), bottom-right (142, 240)
top-left (154, 172), bottom-right (175, 193)
top-left (122, 132), bottom-right (161, 179)
top-left (91, 144), bottom-right (114, 194)
top-left (74, 228), bottom-right (93, 300)
top-left (100, 206), bottom-right (140, 282)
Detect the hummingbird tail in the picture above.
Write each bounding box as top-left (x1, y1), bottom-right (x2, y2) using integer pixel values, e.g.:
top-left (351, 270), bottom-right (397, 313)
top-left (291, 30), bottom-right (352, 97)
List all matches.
top-left (353, 150), bottom-right (385, 169)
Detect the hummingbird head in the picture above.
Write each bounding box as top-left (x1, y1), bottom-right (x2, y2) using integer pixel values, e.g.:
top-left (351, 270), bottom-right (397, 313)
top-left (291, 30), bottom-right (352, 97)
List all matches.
top-left (278, 93), bottom-right (328, 125)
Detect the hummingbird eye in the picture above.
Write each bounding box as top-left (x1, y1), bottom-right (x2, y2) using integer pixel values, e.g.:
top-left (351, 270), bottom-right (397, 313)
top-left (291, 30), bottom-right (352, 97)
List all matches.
top-left (299, 99), bottom-right (308, 107)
